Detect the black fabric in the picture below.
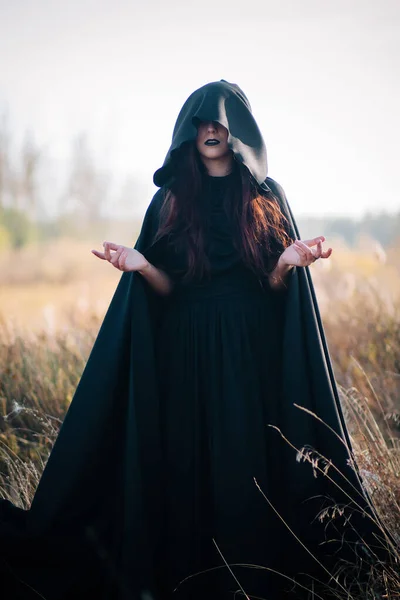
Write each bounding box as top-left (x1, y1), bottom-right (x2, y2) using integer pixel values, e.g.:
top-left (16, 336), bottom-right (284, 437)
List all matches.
top-left (0, 81), bottom-right (385, 600)
top-left (153, 79), bottom-right (271, 192)
top-left (153, 173), bottom-right (290, 599)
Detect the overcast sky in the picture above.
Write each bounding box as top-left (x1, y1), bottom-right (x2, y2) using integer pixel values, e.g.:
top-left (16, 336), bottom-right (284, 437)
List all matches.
top-left (0, 0), bottom-right (399, 218)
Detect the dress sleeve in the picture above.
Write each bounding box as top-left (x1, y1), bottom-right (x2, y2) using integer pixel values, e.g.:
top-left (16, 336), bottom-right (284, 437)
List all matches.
top-left (149, 235), bottom-right (183, 284)
top-left (263, 228), bottom-right (296, 294)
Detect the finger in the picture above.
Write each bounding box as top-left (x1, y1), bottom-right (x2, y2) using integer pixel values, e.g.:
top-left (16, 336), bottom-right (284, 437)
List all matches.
top-left (321, 247), bottom-right (333, 259)
top-left (295, 239), bottom-right (315, 258)
top-left (296, 240), bottom-right (321, 264)
top-left (117, 249), bottom-right (130, 271)
top-left (113, 249), bottom-right (126, 269)
top-left (293, 241), bottom-right (308, 257)
top-left (110, 247), bottom-right (124, 267)
top-left (314, 240), bottom-right (323, 259)
top-left (91, 249), bottom-right (106, 260)
top-left (119, 250), bottom-right (127, 270)
top-left (104, 241), bottom-right (121, 251)
top-left (293, 241), bottom-right (309, 263)
top-left (103, 242), bottom-right (112, 261)
top-left (302, 236), bottom-right (325, 248)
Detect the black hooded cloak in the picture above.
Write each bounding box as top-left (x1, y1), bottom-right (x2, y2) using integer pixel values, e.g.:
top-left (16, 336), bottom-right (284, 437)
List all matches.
top-left (0, 80), bottom-right (383, 600)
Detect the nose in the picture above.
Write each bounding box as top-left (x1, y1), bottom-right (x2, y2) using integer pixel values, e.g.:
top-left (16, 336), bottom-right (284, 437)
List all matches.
top-left (206, 121), bottom-right (217, 134)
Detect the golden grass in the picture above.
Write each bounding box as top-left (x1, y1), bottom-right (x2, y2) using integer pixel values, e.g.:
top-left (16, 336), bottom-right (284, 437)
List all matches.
top-left (0, 238), bottom-right (399, 597)
top-left (0, 238), bottom-right (121, 329)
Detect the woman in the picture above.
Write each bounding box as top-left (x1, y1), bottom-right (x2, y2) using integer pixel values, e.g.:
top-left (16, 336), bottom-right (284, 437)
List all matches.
top-left (93, 118), bottom-right (332, 596)
top-left (0, 80), bottom-right (378, 600)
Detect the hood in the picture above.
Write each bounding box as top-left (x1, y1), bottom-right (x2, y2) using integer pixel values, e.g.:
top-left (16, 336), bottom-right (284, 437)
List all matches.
top-left (153, 79), bottom-right (271, 192)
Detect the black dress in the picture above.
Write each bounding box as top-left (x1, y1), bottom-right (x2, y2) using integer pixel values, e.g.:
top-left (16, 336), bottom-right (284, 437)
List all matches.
top-left (153, 172), bottom-right (293, 599)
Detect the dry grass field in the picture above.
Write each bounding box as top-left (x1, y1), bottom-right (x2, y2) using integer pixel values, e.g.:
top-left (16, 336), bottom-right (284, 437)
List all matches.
top-left (0, 235), bottom-right (399, 597)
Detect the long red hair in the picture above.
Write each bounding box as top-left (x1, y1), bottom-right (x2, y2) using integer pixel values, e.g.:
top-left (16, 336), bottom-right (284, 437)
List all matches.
top-left (154, 141), bottom-right (294, 284)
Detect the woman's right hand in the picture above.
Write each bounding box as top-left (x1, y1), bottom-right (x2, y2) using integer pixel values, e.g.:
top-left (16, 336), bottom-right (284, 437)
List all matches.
top-left (91, 242), bottom-right (149, 272)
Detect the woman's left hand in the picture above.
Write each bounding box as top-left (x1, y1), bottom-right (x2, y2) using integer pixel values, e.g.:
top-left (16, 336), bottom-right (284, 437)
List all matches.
top-left (280, 236), bottom-right (332, 268)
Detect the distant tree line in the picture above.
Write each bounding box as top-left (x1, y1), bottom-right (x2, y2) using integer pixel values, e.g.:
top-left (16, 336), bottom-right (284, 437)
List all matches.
top-left (0, 111), bottom-right (143, 248)
top-left (0, 111), bottom-right (398, 250)
top-left (297, 213), bottom-right (400, 249)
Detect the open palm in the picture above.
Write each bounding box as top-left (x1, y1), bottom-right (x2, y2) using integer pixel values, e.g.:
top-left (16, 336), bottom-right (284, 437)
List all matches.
top-left (91, 242), bottom-right (148, 272)
top-left (281, 236), bottom-right (333, 267)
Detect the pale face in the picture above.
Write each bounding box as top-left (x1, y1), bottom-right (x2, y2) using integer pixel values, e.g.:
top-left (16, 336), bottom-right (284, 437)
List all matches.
top-left (195, 120), bottom-right (231, 160)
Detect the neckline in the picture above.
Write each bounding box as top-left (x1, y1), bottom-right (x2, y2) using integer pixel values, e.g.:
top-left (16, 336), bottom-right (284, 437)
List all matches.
top-left (204, 170), bottom-right (235, 181)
